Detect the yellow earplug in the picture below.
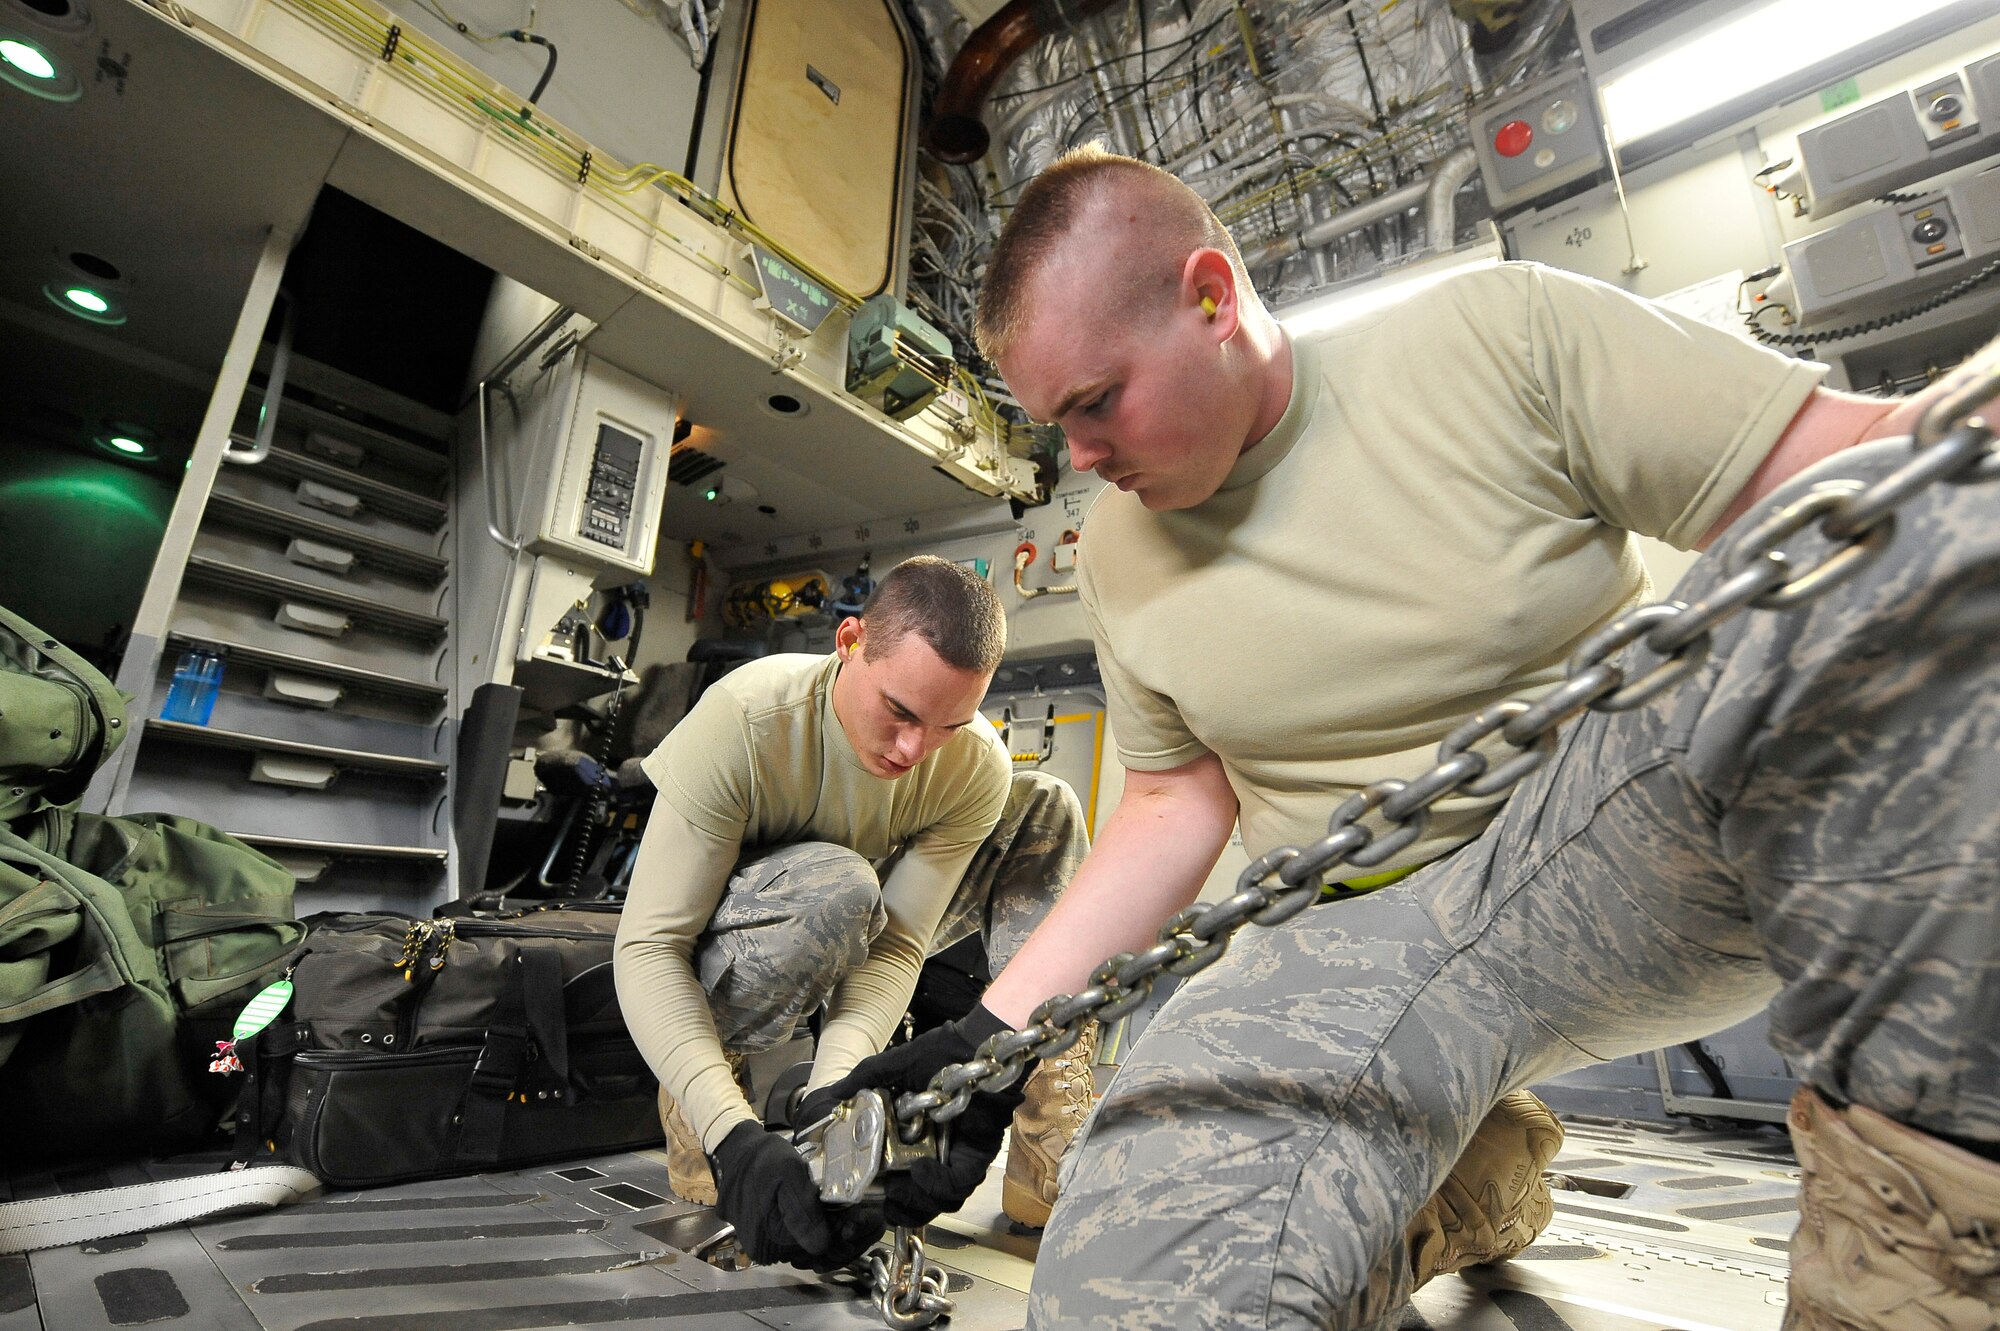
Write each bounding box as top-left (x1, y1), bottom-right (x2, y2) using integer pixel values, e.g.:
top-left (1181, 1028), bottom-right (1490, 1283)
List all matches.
top-left (1201, 296), bottom-right (1218, 317)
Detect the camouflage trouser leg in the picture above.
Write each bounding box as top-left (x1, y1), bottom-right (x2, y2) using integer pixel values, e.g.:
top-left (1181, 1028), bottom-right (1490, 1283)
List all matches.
top-left (930, 769), bottom-right (1089, 973)
top-left (696, 770), bottom-right (1088, 1052)
top-left (1030, 437), bottom-right (2000, 1330)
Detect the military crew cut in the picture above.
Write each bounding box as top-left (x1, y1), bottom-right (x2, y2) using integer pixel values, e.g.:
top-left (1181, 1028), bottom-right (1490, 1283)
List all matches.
top-left (859, 555), bottom-right (1006, 674)
top-left (976, 142), bottom-right (1250, 361)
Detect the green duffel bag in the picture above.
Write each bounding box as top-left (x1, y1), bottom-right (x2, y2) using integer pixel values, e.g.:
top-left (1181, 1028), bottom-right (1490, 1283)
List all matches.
top-left (0, 604), bottom-right (129, 855)
top-left (0, 606), bottom-right (303, 1158)
top-left (0, 818), bottom-right (302, 1157)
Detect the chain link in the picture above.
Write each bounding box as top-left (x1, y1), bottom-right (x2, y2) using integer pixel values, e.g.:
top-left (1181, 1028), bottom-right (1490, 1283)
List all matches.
top-left (886, 415), bottom-right (1998, 1147)
top-left (863, 1228), bottom-right (951, 1329)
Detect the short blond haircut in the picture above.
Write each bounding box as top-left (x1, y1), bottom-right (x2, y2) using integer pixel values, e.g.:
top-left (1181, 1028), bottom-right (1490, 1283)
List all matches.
top-left (975, 144), bottom-right (1249, 361)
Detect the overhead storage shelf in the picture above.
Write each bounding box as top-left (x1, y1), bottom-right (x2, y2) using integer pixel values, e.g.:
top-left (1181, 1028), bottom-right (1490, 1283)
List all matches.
top-left (167, 0), bottom-right (1042, 554)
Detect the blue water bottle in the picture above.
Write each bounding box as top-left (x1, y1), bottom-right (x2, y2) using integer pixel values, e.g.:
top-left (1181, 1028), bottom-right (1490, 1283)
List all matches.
top-left (162, 649), bottom-right (224, 724)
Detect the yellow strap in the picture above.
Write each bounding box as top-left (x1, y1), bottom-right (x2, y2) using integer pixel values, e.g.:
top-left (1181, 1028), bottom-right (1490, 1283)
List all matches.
top-left (1321, 861), bottom-right (1427, 897)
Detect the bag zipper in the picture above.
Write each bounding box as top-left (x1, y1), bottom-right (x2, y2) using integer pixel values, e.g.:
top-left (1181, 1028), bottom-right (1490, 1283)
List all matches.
top-left (445, 922), bottom-right (613, 943)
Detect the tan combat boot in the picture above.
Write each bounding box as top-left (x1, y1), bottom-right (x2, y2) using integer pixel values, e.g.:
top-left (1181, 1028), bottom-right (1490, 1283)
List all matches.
top-left (660, 1052), bottom-right (749, 1206)
top-left (1786, 1086), bottom-right (2000, 1331)
top-left (1002, 1023), bottom-right (1100, 1229)
top-left (1407, 1088), bottom-right (1565, 1286)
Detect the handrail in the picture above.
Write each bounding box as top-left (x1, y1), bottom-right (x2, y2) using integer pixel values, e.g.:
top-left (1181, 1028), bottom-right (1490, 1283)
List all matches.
top-left (224, 289), bottom-right (295, 465)
top-left (473, 303), bottom-right (576, 556)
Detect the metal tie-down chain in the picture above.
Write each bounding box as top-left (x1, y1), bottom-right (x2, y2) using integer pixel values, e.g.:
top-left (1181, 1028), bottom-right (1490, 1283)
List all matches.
top-left (817, 399), bottom-right (1999, 1327)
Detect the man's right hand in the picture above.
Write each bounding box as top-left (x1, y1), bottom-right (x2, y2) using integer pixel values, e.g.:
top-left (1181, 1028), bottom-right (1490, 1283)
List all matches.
top-left (709, 1121), bottom-right (883, 1270)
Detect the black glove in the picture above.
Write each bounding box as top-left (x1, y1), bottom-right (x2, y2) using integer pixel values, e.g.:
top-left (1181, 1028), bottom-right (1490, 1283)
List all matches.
top-left (798, 1004), bottom-right (1027, 1228)
top-left (709, 1121), bottom-right (885, 1271)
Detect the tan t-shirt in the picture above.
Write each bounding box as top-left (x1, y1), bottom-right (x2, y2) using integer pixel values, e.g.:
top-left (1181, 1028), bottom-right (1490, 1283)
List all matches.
top-left (615, 652), bottom-right (1009, 1149)
top-left (1079, 262), bottom-right (1826, 867)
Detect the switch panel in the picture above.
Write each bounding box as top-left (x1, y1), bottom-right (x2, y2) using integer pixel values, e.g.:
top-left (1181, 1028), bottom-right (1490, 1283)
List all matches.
top-left (1473, 68), bottom-right (1607, 213)
top-left (517, 353), bottom-right (675, 576)
top-left (1794, 52), bottom-right (2000, 218)
top-left (578, 423), bottom-right (644, 551)
top-left (1784, 165), bottom-right (2000, 327)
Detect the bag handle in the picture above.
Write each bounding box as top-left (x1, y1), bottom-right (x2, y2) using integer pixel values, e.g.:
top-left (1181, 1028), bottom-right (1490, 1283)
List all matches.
top-left (448, 946), bottom-right (569, 1165)
top-left (159, 897), bottom-right (307, 944)
top-left (0, 880), bottom-right (125, 1025)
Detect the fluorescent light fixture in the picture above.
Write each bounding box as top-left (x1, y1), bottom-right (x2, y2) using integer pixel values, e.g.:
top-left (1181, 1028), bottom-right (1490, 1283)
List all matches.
top-left (1279, 240), bottom-right (1506, 338)
top-left (1600, 0), bottom-right (1967, 146)
top-left (0, 37), bottom-right (54, 79)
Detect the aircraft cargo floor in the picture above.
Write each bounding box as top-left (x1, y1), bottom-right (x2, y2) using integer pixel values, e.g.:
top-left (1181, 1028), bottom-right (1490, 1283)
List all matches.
top-left (2, 1116), bottom-right (1802, 1331)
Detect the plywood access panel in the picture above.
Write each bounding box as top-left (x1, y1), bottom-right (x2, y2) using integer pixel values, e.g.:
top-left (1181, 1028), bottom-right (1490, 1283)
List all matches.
top-left (724, 0), bottom-right (912, 298)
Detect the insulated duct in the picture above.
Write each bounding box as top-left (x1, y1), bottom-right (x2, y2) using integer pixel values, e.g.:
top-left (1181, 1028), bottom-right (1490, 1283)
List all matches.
top-left (929, 0), bottom-right (1122, 163)
top-left (1241, 146), bottom-right (1479, 269)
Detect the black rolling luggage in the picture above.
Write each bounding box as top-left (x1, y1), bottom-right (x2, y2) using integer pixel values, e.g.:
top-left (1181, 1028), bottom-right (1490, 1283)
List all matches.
top-left (236, 903), bottom-right (664, 1187)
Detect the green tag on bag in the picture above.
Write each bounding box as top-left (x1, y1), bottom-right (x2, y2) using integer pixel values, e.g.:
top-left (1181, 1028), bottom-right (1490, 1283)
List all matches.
top-left (232, 978), bottom-right (294, 1043)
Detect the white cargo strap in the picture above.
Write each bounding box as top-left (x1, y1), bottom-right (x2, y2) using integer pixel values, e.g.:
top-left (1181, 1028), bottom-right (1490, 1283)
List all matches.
top-left (0, 1166), bottom-right (323, 1254)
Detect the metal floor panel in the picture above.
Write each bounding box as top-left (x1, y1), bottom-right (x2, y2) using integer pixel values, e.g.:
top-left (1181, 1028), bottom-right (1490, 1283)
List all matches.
top-left (11, 1118), bottom-right (1801, 1330)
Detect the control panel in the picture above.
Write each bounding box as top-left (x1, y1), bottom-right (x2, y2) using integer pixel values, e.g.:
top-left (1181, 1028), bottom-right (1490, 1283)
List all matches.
top-left (1782, 165), bottom-right (2000, 327)
top-left (579, 423), bottom-right (644, 550)
top-left (516, 353), bottom-right (675, 576)
top-left (1789, 52), bottom-right (2000, 218)
top-left (1473, 68), bottom-right (1608, 212)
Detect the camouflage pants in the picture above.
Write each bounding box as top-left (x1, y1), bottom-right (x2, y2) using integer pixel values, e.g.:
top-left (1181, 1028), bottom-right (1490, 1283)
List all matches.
top-left (693, 769), bottom-right (1087, 1054)
top-left (1031, 437), bottom-right (2000, 1329)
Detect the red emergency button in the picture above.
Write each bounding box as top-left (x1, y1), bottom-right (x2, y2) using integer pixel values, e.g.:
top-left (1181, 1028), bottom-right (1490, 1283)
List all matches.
top-left (1494, 119), bottom-right (1533, 158)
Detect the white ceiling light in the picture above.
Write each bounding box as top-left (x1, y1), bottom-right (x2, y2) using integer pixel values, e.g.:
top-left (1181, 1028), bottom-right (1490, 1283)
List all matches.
top-left (1600, 0), bottom-right (1969, 146)
top-left (1279, 238), bottom-right (1506, 338)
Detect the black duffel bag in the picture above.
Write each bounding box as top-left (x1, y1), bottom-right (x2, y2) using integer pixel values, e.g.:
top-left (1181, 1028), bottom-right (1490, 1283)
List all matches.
top-left (236, 903), bottom-right (663, 1187)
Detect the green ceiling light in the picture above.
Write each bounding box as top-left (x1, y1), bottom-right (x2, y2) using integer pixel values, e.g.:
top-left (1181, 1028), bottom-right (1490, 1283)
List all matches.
top-left (704, 486), bottom-right (720, 502)
top-left (0, 38), bottom-right (54, 79)
top-left (0, 30), bottom-right (81, 102)
top-left (95, 424), bottom-right (158, 462)
top-left (44, 281), bottom-right (125, 325)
